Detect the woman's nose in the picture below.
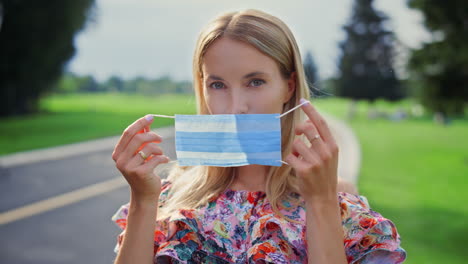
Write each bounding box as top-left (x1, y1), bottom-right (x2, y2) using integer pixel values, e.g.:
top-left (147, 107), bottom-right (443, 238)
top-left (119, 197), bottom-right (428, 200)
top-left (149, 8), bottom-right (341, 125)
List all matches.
top-left (230, 89), bottom-right (249, 114)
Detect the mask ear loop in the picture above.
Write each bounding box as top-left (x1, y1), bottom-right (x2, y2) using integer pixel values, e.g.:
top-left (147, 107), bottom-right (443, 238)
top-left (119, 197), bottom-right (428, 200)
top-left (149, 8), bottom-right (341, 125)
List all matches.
top-left (275, 100), bottom-right (310, 165)
top-left (277, 100), bottom-right (309, 119)
top-left (151, 114), bottom-right (175, 119)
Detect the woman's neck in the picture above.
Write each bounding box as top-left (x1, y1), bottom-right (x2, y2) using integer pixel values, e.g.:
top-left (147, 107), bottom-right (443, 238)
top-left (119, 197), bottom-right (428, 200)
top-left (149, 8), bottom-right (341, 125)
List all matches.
top-left (229, 165), bottom-right (269, 192)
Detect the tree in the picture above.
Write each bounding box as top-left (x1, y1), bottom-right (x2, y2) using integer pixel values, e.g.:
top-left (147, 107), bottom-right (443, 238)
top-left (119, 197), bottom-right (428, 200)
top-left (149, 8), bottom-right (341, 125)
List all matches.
top-left (0, 0), bottom-right (95, 117)
top-left (78, 75), bottom-right (100, 92)
top-left (407, 0), bottom-right (468, 122)
top-left (105, 76), bottom-right (125, 92)
top-left (336, 0), bottom-right (403, 119)
top-left (0, 3), bottom-right (4, 29)
top-left (303, 51), bottom-right (320, 97)
top-left (54, 72), bottom-right (80, 93)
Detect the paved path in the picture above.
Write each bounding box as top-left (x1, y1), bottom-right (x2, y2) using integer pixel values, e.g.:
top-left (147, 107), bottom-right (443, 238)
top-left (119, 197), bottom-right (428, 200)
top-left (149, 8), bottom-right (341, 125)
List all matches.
top-left (0, 116), bottom-right (360, 264)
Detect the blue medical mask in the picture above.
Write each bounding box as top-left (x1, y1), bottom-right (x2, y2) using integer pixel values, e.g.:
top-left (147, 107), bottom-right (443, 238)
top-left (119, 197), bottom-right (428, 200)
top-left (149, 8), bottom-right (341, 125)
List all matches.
top-left (152, 101), bottom-right (307, 167)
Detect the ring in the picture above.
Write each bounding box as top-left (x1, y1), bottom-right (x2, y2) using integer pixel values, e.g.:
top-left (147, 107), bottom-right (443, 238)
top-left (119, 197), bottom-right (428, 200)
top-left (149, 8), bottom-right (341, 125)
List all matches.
top-left (311, 134), bottom-right (321, 141)
top-left (138, 150), bottom-right (148, 160)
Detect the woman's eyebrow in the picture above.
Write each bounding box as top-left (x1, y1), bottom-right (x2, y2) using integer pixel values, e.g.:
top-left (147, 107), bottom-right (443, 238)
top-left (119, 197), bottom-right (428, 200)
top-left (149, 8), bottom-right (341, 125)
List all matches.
top-left (243, 71), bottom-right (267, 79)
top-left (206, 74), bottom-right (224, 81)
top-left (206, 71), bottom-right (267, 81)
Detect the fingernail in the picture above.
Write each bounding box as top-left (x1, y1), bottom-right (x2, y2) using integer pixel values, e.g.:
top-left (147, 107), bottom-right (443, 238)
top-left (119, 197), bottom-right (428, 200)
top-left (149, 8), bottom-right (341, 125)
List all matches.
top-left (300, 98), bottom-right (310, 105)
top-left (145, 114), bottom-right (154, 122)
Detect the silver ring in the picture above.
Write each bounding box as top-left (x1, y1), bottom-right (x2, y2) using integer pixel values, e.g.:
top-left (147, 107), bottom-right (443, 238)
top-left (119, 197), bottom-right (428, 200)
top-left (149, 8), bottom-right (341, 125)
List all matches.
top-left (138, 150), bottom-right (148, 160)
top-left (311, 134), bottom-right (321, 141)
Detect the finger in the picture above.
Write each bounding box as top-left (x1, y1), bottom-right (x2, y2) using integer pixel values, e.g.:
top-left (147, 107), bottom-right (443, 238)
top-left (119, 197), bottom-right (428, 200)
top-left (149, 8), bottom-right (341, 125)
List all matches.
top-left (295, 122), bottom-right (330, 158)
top-left (119, 132), bottom-right (162, 162)
top-left (136, 123), bottom-right (152, 135)
top-left (112, 115), bottom-right (154, 161)
top-left (299, 98), bottom-right (333, 143)
top-left (295, 121), bottom-right (321, 143)
top-left (127, 143), bottom-right (163, 168)
top-left (292, 138), bottom-right (319, 164)
top-left (285, 153), bottom-right (310, 175)
top-left (138, 154), bottom-right (170, 175)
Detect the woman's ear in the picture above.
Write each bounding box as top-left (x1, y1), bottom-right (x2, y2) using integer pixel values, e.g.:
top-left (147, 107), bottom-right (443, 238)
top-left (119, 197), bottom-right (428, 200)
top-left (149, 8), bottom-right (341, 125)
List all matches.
top-left (283, 71), bottom-right (297, 103)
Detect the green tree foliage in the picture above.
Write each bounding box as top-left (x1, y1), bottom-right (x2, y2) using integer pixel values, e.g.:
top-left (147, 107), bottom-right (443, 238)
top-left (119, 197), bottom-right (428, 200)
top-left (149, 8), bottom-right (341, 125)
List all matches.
top-left (79, 75), bottom-right (100, 92)
top-left (0, 4), bottom-right (4, 29)
top-left (54, 73), bottom-right (80, 93)
top-left (303, 51), bottom-right (320, 97)
top-left (105, 76), bottom-right (125, 92)
top-left (336, 0), bottom-right (403, 103)
top-left (407, 0), bottom-right (468, 118)
top-left (0, 0), bottom-right (95, 117)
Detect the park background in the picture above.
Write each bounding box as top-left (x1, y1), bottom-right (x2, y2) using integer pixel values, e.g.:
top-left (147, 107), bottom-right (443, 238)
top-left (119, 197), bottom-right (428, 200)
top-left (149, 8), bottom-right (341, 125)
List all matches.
top-left (0, 0), bottom-right (467, 263)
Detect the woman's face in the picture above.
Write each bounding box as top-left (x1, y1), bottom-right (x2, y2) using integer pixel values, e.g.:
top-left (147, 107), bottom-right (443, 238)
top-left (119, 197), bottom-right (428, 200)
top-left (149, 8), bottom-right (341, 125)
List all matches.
top-left (201, 37), bottom-right (295, 115)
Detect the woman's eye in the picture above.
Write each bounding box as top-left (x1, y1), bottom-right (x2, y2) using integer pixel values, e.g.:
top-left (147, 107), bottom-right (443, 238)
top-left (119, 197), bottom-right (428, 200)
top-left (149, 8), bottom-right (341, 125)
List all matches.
top-left (249, 79), bottom-right (265, 87)
top-left (209, 82), bottom-right (225, 89)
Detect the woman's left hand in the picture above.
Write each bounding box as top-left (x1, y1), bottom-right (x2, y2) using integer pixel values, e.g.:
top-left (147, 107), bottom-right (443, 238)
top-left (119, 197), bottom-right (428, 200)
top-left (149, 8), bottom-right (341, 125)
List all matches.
top-left (285, 98), bottom-right (339, 204)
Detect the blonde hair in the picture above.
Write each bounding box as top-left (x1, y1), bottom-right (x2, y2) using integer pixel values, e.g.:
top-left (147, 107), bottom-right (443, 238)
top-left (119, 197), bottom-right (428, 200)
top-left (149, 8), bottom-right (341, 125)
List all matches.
top-left (158, 9), bottom-right (311, 223)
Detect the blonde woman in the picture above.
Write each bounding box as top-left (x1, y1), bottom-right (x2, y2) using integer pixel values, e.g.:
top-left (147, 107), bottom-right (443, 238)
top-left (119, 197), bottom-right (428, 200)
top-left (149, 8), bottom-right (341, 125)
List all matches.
top-left (111, 9), bottom-right (406, 264)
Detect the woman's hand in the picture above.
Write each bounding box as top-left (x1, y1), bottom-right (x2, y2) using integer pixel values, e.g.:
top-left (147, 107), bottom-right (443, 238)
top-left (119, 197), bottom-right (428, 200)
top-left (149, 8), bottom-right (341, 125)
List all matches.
top-left (112, 115), bottom-right (169, 203)
top-left (285, 99), bottom-right (340, 204)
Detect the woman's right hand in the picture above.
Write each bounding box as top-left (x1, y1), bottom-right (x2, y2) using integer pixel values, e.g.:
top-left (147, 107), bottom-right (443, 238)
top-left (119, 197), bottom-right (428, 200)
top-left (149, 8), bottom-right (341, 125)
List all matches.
top-left (112, 115), bottom-right (169, 203)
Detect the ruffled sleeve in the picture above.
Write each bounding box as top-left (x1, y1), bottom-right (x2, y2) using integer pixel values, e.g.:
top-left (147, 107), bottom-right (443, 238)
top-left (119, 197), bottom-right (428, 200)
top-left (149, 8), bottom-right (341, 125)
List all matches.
top-left (111, 178), bottom-right (173, 256)
top-left (339, 192), bottom-right (407, 264)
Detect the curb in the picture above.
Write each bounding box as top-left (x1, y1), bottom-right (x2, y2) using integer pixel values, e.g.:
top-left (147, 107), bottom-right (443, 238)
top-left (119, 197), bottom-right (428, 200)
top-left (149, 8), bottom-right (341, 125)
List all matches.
top-left (322, 113), bottom-right (362, 185)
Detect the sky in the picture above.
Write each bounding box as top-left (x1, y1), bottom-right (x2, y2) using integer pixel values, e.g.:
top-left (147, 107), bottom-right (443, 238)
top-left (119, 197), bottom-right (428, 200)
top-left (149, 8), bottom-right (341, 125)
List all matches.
top-left (67, 0), bottom-right (431, 82)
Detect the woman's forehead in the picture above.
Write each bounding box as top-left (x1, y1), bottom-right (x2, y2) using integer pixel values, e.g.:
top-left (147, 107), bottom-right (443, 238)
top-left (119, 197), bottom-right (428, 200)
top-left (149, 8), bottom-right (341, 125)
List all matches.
top-left (202, 37), bottom-right (280, 79)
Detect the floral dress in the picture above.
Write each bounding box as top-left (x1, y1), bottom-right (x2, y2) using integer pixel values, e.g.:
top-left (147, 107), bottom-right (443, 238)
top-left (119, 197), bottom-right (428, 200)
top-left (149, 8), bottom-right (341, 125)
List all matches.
top-left (112, 179), bottom-right (406, 263)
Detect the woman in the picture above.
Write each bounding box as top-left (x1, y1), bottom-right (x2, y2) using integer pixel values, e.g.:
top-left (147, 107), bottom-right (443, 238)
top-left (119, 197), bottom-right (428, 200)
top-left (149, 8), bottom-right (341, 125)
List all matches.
top-left (111, 9), bottom-right (406, 264)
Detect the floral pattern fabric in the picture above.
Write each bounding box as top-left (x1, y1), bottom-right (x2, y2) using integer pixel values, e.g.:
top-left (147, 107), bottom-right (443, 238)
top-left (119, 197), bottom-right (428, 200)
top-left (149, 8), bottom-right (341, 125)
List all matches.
top-left (112, 179), bottom-right (406, 263)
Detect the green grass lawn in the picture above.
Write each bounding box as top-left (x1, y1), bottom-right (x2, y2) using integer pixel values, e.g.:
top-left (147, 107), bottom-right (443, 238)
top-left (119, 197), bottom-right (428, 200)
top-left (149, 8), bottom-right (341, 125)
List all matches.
top-left (354, 119), bottom-right (468, 264)
top-left (1, 93), bottom-right (467, 263)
